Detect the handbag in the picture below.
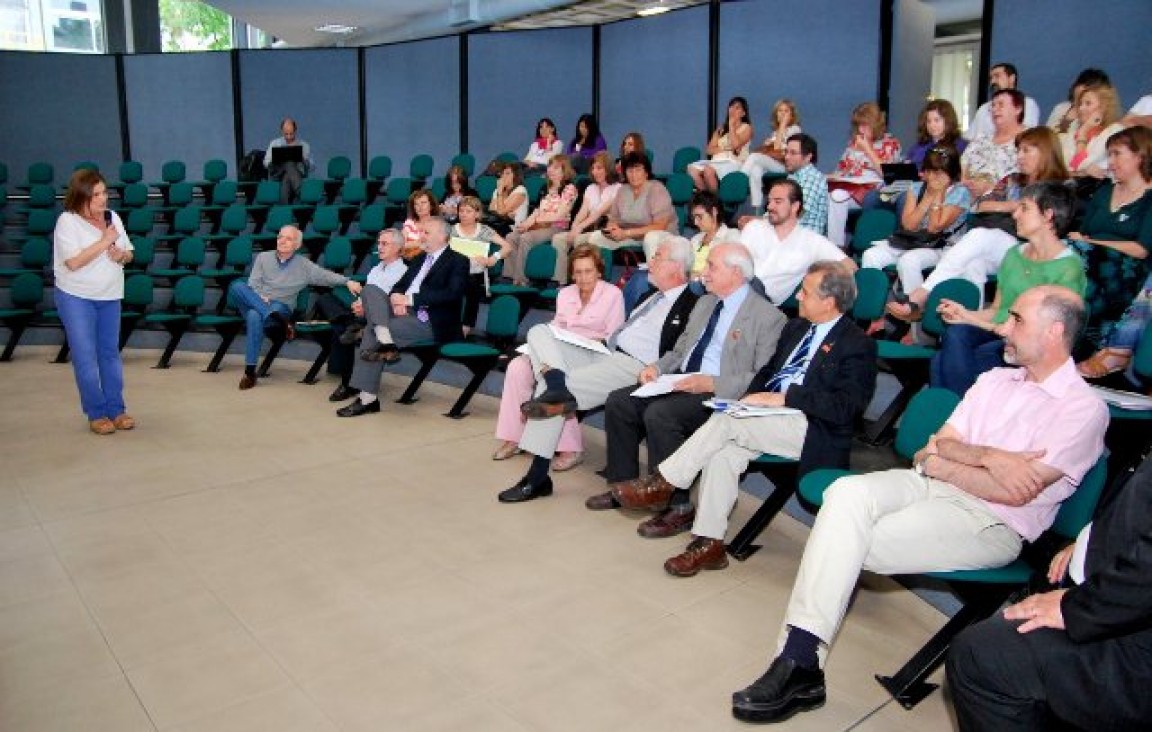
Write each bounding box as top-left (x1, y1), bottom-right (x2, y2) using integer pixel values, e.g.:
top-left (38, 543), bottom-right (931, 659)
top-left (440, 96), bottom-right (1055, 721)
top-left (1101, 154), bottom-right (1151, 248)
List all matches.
top-left (967, 211), bottom-right (1017, 237)
top-left (888, 228), bottom-right (949, 251)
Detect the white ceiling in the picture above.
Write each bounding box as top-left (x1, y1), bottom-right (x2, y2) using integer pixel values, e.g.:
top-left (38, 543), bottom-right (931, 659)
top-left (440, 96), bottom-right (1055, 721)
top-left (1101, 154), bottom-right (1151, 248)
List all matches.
top-left (209, 0), bottom-right (983, 50)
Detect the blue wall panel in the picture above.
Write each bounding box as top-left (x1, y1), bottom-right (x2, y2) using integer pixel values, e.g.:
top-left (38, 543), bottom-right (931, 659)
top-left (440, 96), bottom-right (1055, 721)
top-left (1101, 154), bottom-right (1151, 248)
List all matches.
top-left (600, 6), bottom-right (709, 172)
top-left (0, 51), bottom-right (121, 186)
top-left (123, 52), bottom-right (235, 181)
top-left (239, 49), bottom-right (361, 175)
top-left (718, 0), bottom-right (882, 174)
top-left (991, 0), bottom-right (1152, 123)
top-left (365, 37), bottom-right (459, 178)
top-left (468, 27), bottom-right (594, 168)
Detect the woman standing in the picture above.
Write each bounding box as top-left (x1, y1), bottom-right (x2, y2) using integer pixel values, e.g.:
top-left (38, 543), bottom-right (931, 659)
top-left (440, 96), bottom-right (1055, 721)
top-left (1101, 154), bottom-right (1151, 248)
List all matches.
top-left (688, 96), bottom-right (754, 193)
top-left (492, 246), bottom-right (624, 471)
top-left (53, 169), bottom-right (135, 435)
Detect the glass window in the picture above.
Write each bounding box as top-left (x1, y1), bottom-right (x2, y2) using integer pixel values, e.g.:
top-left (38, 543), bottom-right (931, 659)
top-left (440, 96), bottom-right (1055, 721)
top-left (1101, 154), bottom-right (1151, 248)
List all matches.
top-left (0, 0), bottom-right (105, 52)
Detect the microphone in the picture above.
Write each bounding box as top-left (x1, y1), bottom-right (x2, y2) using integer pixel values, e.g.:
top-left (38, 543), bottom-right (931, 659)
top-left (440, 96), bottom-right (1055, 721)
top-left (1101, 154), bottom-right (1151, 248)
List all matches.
top-left (103, 210), bottom-right (112, 226)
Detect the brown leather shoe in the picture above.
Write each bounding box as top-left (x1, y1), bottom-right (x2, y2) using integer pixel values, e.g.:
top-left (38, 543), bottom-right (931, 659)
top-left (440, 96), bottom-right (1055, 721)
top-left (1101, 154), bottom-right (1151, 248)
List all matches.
top-left (89, 418), bottom-right (116, 435)
top-left (611, 472), bottom-right (676, 510)
top-left (112, 413), bottom-right (135, 430)
top-left (239, 373), bottom-right (257, 390)
top-left (664, 537), bottom-right (728, 577)
top-left (584, 490), bottom-right (620, 511)
top-left (639, 506), bottom-right (696, 538)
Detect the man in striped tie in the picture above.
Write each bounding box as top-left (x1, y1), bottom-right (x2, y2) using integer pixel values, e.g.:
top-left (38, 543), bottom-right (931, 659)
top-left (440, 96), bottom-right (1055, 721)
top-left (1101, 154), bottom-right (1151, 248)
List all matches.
top-left (611, 261), bottom-right (876, 564)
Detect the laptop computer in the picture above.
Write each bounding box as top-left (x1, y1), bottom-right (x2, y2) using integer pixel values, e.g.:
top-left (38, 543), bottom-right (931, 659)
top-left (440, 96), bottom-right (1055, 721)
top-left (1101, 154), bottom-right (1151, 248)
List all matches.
top-left (270, 145), bottom-right (304, 165)
top-left (881, 163), bottom-right (919, 184)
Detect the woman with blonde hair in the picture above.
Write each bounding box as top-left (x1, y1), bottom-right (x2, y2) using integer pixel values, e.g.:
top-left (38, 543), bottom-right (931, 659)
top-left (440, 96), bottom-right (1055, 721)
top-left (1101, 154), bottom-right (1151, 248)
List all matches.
top-left (742, 98), bottom-right (802, 209)
top-left (1060, 82), bottom-right (1125, 179)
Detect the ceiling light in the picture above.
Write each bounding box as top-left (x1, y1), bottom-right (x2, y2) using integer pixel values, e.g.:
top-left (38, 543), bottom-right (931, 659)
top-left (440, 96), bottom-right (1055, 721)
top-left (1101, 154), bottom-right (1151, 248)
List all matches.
top-left (636, 1), bottom-right (670, 17)
top-left (314, 23), bottom-right (357, 34)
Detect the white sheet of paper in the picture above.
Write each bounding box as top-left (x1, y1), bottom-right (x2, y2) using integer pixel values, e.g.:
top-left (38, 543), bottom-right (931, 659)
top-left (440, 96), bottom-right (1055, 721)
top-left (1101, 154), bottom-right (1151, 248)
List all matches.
top-left (630, 373), bottom-right (701, 398)
top-left (449, 236), bottom-right (491, 259)
top-left (548, 323), bottom-right (610, 354)
top-left (1090, 385), bottom-right (1152, 411)
top-left (703, 399), bottom-right (801, 418)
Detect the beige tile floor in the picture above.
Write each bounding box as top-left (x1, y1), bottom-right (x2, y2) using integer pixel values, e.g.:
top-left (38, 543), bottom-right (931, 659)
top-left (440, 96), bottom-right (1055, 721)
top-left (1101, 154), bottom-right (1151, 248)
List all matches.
top-left (1, 346), bottom-right (959, 731)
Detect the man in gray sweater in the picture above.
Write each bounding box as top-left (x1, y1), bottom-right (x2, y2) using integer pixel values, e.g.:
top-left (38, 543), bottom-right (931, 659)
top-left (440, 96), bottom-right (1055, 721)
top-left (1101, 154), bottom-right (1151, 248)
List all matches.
top-left (229, 225), bottom-right (362, 390)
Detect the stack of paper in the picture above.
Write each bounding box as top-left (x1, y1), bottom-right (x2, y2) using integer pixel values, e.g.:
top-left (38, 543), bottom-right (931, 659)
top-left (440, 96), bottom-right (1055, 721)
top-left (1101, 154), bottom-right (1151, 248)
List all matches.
top-left (1090, 386), bottom-right (1152, 411)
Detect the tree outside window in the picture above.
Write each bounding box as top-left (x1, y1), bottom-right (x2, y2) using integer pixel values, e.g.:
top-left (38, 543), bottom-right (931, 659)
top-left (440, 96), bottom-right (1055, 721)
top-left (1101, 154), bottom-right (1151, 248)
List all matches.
top-left (160, 0), bottom-right (231, 51)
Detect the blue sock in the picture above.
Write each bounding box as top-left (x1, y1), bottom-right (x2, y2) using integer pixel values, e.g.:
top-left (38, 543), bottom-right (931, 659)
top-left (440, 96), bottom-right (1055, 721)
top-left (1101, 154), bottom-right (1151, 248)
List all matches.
top-left (542, 369), bottom-right (567, 393)
top-left (781, 626), bottom-right (820, 669)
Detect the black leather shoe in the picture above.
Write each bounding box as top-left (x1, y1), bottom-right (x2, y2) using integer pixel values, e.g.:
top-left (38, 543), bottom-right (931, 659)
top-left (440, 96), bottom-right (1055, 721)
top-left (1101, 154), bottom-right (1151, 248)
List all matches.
top-left (336, 399), bottom-right (381, 418)
top-left (338, 325), bottom-right (364, 346)
top-left (498, 476), bottom-right (553, 503)
top-left (328, 384), bottom-right (360, 402)
top-left (731, 657), bottom-right (826, 723)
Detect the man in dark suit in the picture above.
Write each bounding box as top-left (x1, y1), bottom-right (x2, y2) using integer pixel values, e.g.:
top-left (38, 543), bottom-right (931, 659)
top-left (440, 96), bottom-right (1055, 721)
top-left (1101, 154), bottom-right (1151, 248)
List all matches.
top-left (947, 452), bottom-right (1152, 731)
top-left (497, 237), bottom-right (700, 503)
top-left (593, 242), bottom-right (787, 523)
top-left (612, 261), bottom-right (877, 567)
top-left (336, 217), bottom-right (468, 417)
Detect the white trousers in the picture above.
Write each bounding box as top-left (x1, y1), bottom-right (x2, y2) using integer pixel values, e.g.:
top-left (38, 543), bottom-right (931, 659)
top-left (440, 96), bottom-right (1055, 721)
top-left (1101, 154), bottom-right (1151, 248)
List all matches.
top-left (779, 469), bottom-right (1022, 665)
top-left (827, 190), bottom-right (859, 248)
top-left (741, 153), bottom-right (786, 208)
top-left (659, 411), bottom-right (809, 540)
top-left (921, 227), bottom-right (1016, 306)
top-left (861, 241), bottom-right (944, 293)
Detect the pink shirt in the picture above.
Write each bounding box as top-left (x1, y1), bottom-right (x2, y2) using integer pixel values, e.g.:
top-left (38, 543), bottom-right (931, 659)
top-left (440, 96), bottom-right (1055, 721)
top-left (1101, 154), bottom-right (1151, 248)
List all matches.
top-left (946, 359), bottom-right (1109, 541)
top-left (552, 280), bottom-right (625, 341)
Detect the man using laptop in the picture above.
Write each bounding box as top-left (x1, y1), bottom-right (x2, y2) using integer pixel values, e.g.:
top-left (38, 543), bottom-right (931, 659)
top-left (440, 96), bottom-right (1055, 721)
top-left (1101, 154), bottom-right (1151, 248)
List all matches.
top-left (264, 117), bottom-right (312, 204)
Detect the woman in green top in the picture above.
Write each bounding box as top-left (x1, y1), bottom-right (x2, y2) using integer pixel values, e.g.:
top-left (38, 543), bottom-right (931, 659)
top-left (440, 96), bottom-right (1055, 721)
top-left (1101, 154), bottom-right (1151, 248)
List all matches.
top-left (1068, 126), bottom-right (1152, 357)
top-left (931, 182), bottom-right (1086, 395)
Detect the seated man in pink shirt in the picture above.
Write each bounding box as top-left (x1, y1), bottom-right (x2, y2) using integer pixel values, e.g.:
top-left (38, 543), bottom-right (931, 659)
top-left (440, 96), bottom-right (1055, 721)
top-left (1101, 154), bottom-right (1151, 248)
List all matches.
top-left (731, 284), bottom-right (1108, 724)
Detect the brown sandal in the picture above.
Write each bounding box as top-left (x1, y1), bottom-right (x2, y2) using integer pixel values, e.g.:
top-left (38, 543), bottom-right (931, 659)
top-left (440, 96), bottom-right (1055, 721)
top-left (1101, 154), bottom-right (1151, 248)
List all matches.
top-left (1077, 348), bottom-right (1132, 379)
top-left (886, 300), bottom-right (923, 323)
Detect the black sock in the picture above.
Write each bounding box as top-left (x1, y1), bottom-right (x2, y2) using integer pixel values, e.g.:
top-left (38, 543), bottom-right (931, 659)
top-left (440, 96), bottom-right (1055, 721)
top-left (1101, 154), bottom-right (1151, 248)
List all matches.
top-left (668, 487), bottom-right (692, 508)
top-left (526, 455), bottom-right (550, 485)
top-left (542, 369), bottom-right (568, 394)
top-left (780, 626), bottom-right (820, 669)
top-left (244, 365), bottom-right (256, 378)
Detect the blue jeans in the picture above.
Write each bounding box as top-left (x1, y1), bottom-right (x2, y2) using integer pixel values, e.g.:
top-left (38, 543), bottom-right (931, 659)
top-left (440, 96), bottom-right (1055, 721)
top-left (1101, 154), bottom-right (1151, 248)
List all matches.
top-left (930, 324), bottom-right (1005, 396)
top-left (55, 289), bottom-right (125, 421)
top-left (1106, 272), bottom-right (1152, 351)
top-left (229, 280), bottom-right (292, 366)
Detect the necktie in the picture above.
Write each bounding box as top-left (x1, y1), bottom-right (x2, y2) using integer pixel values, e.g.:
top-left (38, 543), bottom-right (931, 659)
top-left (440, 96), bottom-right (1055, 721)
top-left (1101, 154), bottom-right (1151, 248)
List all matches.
top-left (766, 325), bottom-right (816, 392)
top-left (406, 253), bottom-right (436, 296)
top-left (684, 300), bottom-right (724, 373)
top-left (608, 292), bottom-right (663, 352)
